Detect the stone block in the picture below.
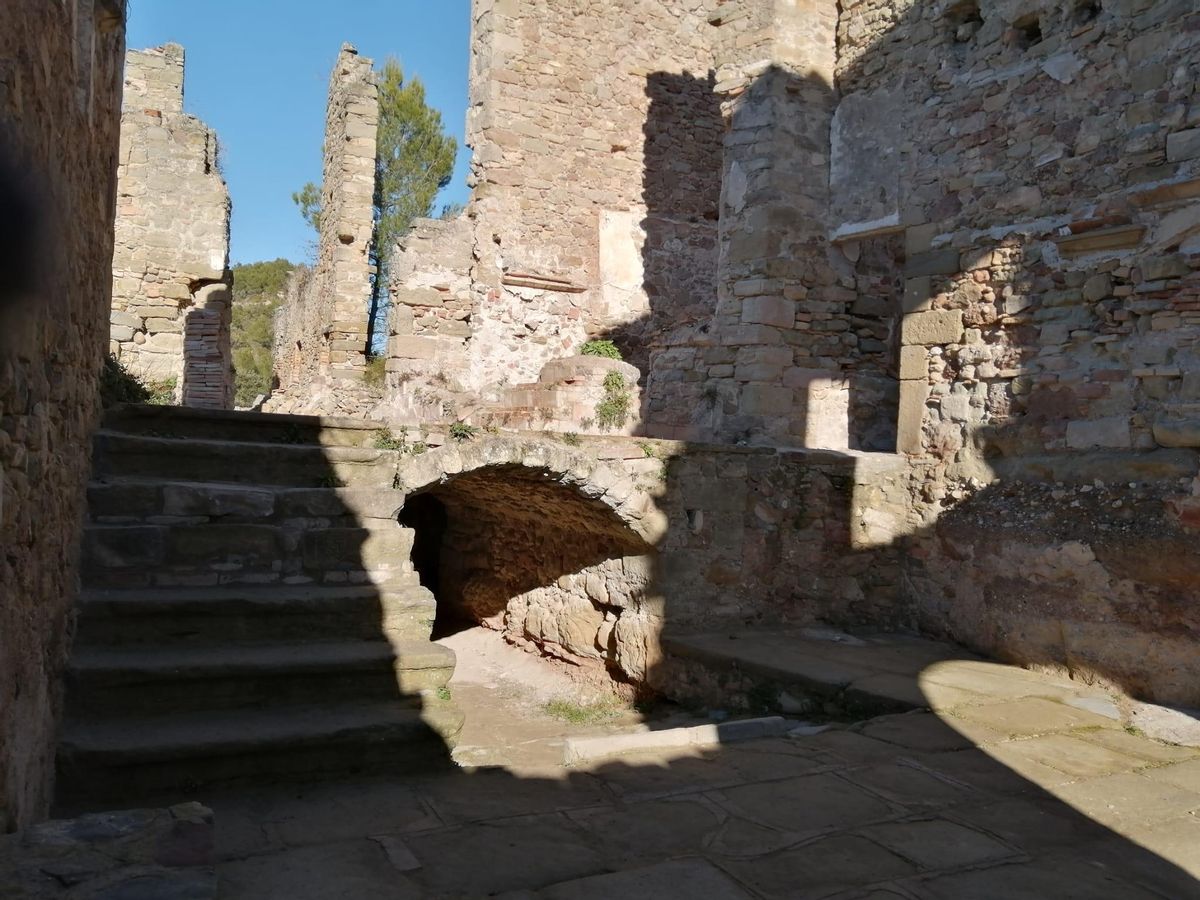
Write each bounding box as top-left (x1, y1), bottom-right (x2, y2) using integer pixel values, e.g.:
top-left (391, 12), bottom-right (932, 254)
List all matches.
top-left (740, 296), bottom-right (795, 329)
top-left (902, 276), bottom-right (933, 314)
top-left (899, 345), bottom-right (927, 380)
top-left (162, 483), bottom-right (275, 518)
top-left (1166, 128), bottom-right (1200, 162)
top-left (905, 248), bottom-right (960, 277)
top-left (740, 383), bottom-right (793, 416)
top-left (1153, 420), bottom-right (1200, 448)
top-left (1066, 417), bottom-right (1132, 449)
top-left (110, 310), bottom-right (142, 329)
top-left (901, 310), bottom-right (963, 346)
top-left (395, 288), bottom-right (445, 307)
top-left (1141, 255), bottom-right (1189, 280)
top-left (84, 526), bottom-right (166, 569)
top-left (897, 381), bottom-right (929, 454)
top-left (389, 336), bottom-right (439, 360)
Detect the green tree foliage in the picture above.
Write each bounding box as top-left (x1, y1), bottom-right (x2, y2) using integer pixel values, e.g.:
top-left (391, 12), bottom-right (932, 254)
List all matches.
top-left (291, 181), bottom-right (322, 233)
top-left (293, 57), bottom-right (458, 354)
top-left (368, 59), bottom-right (458, 351)
top-left (231, 259), bottom-right (294, 407)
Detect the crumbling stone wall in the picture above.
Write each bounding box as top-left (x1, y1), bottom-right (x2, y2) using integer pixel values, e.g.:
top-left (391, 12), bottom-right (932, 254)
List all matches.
top-left (832, 0), bottom-right (1200, 703)
top-left (384, 0), bottom-right (722, 434)
top-left (0, 0), bottom-right (126, 829)
top-left (110, 45), bottom-right (233, 408)
top-left (268, 45), bottom-right (378, 413)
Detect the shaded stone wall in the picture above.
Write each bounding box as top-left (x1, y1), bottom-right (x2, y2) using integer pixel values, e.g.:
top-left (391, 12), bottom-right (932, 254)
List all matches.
top-left (268, 45), bottom-right (378, 414)
top-left (831, 0), bottom-right (1200, 703)
top-left (110, 45), bottom-right (233, 408)
top-left (0, 0), bottom-right (126, 829)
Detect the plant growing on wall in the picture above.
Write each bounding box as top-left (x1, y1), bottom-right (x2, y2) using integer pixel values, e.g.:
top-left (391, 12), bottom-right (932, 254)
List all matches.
top-left (581, 339), bottom-right (622, 360)
top-left (595, 372), bottom-right (631, 431)
top-left (449, 421), bottom-right (479, 443)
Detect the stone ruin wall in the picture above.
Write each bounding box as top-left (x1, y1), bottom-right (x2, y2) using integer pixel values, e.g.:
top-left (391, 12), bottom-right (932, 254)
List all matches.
top-left (831, 0), bottom-right (1200, 703)
top-left (267, 45), bottom-right (378, 416)
top-left (383, 0), bottom-right (1200, 706)
top-left (110, 45), bottom-right (233, 409)
top-left (0, 0), bottom-right (126, 829)
top-left (381, 0), bottom-right (722, 435)
top-left (261, 0), bottom-right (1200, 706)
top-left (383, 0), bottom-right (894, 446)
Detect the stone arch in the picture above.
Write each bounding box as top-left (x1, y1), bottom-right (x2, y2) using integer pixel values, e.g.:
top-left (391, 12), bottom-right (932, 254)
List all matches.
top-left (393, 437), bottom-right (668, 544)
top-left (393, 438), bottom-right (664, 680)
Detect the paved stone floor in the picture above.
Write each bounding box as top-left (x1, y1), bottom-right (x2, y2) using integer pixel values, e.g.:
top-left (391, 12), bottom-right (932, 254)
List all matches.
top-left (202, 631), bottom-right (1200, 898)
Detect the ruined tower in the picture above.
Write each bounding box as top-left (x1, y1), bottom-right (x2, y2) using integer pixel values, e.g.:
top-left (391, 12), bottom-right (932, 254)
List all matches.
top-left (110, 44), bottom-right (234, 409)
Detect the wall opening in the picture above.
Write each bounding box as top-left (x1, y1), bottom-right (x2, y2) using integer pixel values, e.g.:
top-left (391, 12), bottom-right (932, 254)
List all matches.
top-left (1013, 14), bottom-right (1043, 50)
top-left (397, 492), bottom-right (458, 638)
top-left (1073, 0), bottom-right (1101, 25)
top-left (846, 233), bottom-right (904, 452)
top-left (946, 0), bottom-right (983, 43)
top-left (396, 458), bottom-right (654, 683)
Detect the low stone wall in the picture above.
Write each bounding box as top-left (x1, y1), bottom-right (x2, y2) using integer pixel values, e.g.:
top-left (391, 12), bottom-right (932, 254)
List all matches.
top-left (394, 436), bottom-right (908, 688)
top-left (1, 0), bottom-right (126, 830)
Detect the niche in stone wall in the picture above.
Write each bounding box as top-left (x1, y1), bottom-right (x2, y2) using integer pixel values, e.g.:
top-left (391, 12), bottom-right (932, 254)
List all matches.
top-left (842, 233), bottom-right (904, 453)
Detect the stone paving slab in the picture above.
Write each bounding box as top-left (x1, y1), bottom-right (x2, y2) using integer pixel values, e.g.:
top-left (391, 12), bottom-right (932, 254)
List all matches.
top-left (205, 647), bottom-right (1200, 899)
top-left (0, 803), bottom-right (215, 899)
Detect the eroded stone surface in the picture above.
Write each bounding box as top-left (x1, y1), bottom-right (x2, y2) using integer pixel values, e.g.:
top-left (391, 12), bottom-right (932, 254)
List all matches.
top-left (110, 45), bottom-right (233, 408)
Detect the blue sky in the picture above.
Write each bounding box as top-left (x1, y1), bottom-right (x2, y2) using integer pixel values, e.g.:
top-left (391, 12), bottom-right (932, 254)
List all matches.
top-left (127, 0), bottom-right (472, 265)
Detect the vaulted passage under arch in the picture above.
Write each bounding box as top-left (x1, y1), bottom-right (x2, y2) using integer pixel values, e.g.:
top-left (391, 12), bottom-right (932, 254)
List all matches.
top-left (397, 453), bottom-right (658, 683)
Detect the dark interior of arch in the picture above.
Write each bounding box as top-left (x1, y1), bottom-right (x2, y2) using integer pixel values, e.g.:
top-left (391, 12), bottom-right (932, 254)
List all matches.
top-left (398, 464), bottom-right (652, 640)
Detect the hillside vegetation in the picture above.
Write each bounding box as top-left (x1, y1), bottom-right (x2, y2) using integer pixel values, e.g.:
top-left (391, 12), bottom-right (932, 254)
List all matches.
top-left (231, 258), bottom-right (293, 407)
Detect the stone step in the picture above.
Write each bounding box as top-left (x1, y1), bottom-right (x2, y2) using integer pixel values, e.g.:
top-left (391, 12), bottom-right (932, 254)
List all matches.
top-left (103, 403), bottom-right (389, 448)
top-left (56, 699), bottom-right (464, 810)
top-left (76, 585), bottom-right (435, 645)
top-left (87, 478), bottom-right (405, 525)
top-left (81, 522), bottom-right (415, 589)
top-left (660, 628), bottom-right (972, 718)
top-left (65, 640), bottom-right (455, 716)
top-left (92, 431), bottom-right (397, 488)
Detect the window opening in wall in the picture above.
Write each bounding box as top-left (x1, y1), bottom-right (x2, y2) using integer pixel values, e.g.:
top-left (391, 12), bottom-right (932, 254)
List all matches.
top-left (1013, 14), bottom-right (1043, 50)
top-left (1074, 0), bottom-right (1102, 25)
top-left (946, 0), bottom-right (983, 43)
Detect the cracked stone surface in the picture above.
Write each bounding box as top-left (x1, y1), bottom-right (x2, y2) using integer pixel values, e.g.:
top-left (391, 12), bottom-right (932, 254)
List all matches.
top-left (204, 633), bottom-right (1200, 898)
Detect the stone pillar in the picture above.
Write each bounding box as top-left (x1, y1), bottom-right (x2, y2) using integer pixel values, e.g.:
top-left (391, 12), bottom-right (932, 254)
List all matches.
top-left (110, 44), bottom-right (234, 408)
top-left (316, 44), bottom-right (378, 381)
top-left (711, 0), bottom-right (842, 448)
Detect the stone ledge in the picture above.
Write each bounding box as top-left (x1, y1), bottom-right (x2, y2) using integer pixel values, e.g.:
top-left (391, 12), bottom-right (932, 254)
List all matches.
top-left (563, 716), bottom-right (790, 765)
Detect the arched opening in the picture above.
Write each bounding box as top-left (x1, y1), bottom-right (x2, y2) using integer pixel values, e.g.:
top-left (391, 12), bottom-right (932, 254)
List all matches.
top-left (397, 492), bottom-right (457, 637)
top-left (395, 445), bottom-right (659, 689)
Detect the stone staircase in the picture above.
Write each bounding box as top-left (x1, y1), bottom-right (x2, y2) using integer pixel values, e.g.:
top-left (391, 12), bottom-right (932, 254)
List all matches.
top-left (56, 405), bottom-right (462, 811)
